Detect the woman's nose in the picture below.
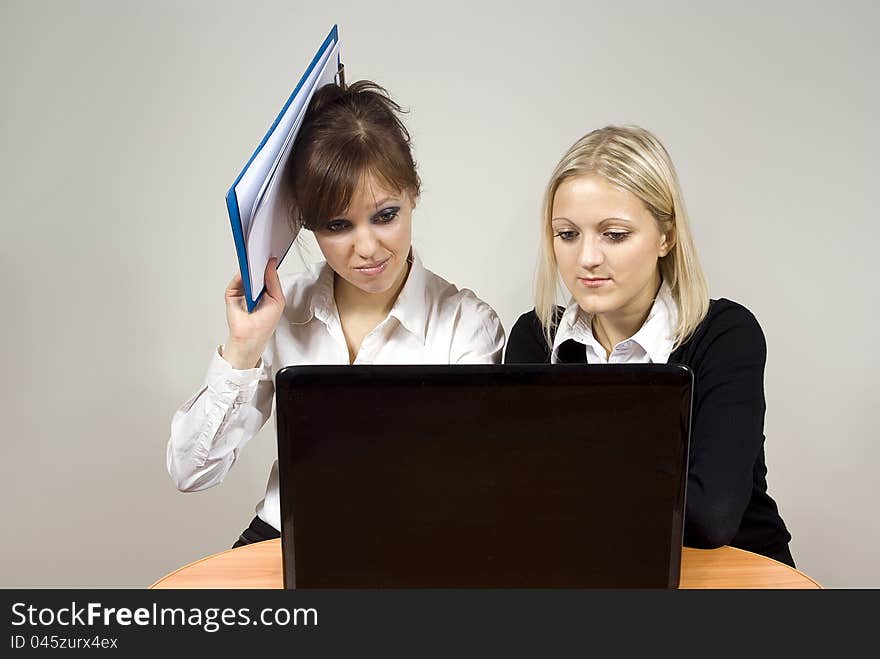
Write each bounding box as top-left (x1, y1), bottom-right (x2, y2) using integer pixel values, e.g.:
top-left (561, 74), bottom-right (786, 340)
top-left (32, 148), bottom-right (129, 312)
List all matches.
top-left (353, 225), bottom-right (379, 258)
top-left (579, 238), bottom-right (605, 269)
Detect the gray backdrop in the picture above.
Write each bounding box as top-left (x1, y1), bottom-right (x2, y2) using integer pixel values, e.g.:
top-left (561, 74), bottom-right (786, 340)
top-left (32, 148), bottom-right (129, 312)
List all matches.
top-left (2, 0), bottom-right (877, 588)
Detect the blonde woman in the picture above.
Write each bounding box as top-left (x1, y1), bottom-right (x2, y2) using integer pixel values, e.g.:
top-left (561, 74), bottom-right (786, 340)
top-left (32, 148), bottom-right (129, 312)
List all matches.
top-left (504, 126), bottom-right (794, 567)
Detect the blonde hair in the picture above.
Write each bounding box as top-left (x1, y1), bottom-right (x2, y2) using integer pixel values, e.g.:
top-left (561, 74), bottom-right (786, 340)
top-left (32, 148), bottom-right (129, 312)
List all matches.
top-left (536, 125), bottom-right (709, 348)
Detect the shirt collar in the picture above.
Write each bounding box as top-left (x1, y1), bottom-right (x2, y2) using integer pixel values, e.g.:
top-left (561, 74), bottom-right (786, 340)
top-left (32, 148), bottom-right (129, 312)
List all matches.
top-left (387, 248), bottom-right (428, 344)
top-left (308, 248), bottom-right (429, 344)
top-left (630, 282), bottom-right (678, 364)
top-left (309, 260), bottom-right (337, 327)
top-left (551, 281), bottom-right (678, 364)
top-left (552, 301), bottom-right (604, 362)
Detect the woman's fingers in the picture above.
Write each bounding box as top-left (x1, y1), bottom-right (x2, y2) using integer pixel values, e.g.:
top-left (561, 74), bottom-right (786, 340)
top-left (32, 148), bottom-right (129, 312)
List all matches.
top-left (226, 272), bottom-right (244, 299)
top-left (263, 258), bottom-right (285, 304)
top-left (222, 261), bottom-right (284, 365)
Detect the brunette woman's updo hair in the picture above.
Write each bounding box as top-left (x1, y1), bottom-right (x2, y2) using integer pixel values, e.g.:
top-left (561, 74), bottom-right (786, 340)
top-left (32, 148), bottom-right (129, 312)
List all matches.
top-left (287, 80), bottom-right (421, 231)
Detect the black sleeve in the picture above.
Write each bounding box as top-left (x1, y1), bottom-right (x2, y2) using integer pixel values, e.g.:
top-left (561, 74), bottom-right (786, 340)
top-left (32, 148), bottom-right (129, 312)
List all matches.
top-left (503, 310), bottom-right (553, 364)
top-left (683, 303), bottom-right (768, 549)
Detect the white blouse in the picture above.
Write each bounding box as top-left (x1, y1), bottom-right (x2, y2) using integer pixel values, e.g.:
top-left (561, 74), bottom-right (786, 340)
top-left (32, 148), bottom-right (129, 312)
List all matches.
top-left (167, 252), bottom-right (505, 531)
top-left (551, 282), bottom-right (679, 365)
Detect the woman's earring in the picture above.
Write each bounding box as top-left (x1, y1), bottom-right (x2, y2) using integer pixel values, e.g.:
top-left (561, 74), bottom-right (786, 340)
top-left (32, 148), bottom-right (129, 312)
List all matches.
top-left (290, 310), bottom-right (315, 326)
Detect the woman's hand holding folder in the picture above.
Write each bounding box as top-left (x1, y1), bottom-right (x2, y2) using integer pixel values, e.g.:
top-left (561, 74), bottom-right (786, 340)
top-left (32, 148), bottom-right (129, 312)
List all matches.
top-left (221, 258), bottom-right (285, 370)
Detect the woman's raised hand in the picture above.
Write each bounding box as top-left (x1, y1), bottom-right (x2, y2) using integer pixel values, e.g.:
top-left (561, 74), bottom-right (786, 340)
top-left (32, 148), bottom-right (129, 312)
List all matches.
top-left (222, 258), bottom-right (286, 369)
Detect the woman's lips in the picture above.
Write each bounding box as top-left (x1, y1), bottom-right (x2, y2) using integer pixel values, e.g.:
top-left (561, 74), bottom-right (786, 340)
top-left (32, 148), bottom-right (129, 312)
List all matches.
top-left (578, 277), bottom-right (611, 288)
top-left (354, 257), bottom-right (390, 276)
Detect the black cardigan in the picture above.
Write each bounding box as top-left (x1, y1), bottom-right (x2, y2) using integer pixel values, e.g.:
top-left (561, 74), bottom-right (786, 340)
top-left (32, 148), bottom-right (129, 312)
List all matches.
top-left (505, 299), bottom-right (794, 567)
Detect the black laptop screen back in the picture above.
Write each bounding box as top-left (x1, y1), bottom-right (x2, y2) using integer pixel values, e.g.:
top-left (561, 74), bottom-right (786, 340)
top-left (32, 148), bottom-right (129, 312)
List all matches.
top-left (275, 365), bottom-right (692, 588)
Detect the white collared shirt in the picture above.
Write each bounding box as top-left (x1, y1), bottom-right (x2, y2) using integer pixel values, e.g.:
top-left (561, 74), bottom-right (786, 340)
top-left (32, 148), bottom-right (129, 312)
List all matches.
top-left (551, 282), bottom-right (679, 365)
top-left (167, 251), bottom-right (505, 530)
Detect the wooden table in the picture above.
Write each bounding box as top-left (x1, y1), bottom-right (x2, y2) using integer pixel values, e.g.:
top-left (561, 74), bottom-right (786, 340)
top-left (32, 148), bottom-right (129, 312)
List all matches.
top-left (151, 540), bottom-right (821, 589)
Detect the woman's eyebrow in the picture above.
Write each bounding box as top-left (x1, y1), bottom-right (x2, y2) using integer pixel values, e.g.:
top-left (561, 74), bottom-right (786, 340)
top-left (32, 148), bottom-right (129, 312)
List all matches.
top-left (372, 196), bottom-right (399, 208)
top-left (551, 216), bottom-right (635, 227)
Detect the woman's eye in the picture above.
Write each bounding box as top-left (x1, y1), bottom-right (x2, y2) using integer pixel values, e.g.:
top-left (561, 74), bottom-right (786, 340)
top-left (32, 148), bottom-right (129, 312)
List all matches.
top-left (325, 220), bottom-right (349, 232)
top-left (375, 208), bottom-right (400, 223)
top-left (605, 231), bottom-right (629, 242)
top-left (554, 230), bottom-right (578, 241)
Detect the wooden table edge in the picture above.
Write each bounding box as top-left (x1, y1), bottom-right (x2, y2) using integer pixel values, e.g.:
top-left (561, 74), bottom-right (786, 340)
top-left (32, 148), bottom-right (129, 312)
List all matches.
top-left (151, 540), bottom-right (822, 589)
top-left (148, 543), bottom-right (265, 589)
top-left (679, 546), bottom-right (822, 589)
top-left (697, 546), bottom-right (823, 589)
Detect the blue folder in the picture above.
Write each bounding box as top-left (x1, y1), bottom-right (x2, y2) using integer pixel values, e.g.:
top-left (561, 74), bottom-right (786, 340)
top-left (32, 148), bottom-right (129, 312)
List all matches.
top-left (225, 25), bottom-right (342, 312)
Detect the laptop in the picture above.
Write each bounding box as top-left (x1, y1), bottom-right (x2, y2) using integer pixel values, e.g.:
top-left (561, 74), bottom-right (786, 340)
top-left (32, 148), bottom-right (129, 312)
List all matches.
top-left (275, 364), bottom-right (693, 588)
